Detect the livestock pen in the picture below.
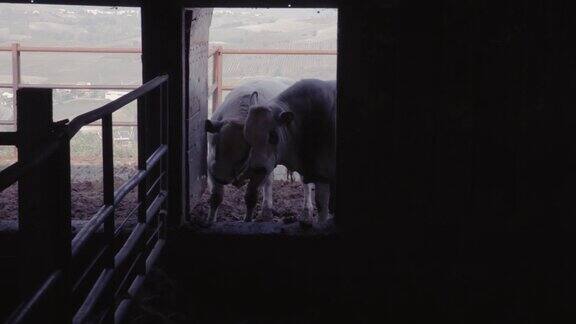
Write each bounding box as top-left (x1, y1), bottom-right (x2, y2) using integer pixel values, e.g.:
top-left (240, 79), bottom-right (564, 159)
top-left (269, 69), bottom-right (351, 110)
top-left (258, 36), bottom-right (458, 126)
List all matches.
top-left (0, 74), bottom-right (169, 322)
top-left (0, 44), bottom-right (337, 225)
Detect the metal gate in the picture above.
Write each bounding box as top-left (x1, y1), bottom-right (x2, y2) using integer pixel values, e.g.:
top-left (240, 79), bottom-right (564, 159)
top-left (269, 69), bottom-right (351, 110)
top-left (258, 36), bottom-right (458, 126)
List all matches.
top-left (0, 75), bottom-right (169, 323)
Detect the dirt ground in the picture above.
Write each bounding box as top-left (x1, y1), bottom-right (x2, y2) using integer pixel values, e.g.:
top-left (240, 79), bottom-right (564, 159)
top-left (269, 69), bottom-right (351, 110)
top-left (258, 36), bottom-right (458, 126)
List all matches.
top-left (0, 164), bottom-right (138, 220)
top-left (1, 163), bottom-right (310, 224)
top-left (190, 179), bottom-right (310, 225)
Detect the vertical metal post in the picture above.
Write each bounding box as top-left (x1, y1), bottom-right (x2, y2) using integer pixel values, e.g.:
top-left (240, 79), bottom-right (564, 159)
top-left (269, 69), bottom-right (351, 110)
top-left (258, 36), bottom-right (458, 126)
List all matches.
top-left (160, 80), bottom-right (169, 236)
top-left (102, 114), bottom-right (114, 266)
top-left (212, 47), bottom-right (223, 112)
top-left (136, 96), bottom-right (147, 224)
top-left (135, 92), bottom-right (148, 282)
top-left (101, 114), bottom-right (115, 322)
top-left (11, 43), bottom-right (21, 157)
top-left (17, 88), bottom-right (71, 323)
top-left (11, 43), bottom-right (20, 129)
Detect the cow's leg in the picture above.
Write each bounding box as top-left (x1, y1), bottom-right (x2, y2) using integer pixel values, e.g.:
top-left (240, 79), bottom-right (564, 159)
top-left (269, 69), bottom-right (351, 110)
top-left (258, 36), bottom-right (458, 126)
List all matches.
top-left (314, 182), bottom-right (330, 225)
top-left (244, 174), bottom-right (265, 222)
top-left (260, 174), bottom-right (274, 221)
top-left (207, 181), bottom-right (223, 225)
top-left (298, 182), bottom-right (315, 225)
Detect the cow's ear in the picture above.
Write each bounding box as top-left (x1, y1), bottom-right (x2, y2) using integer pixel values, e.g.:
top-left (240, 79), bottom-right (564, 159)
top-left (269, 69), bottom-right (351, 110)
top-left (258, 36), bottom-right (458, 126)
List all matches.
top-left (205, 120), bottom-right (223, 133)
top-left (277, 110), bottom-right (294, 125)
top-left (249, 91), bottom-right (259, 106)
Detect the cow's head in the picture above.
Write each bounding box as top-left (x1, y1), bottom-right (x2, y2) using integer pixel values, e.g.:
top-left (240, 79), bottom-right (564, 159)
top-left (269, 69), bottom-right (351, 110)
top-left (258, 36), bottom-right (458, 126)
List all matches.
top-left (206, 118), bottom-right (250, 185)
top-left (244, 92), bottom-right (293, 177)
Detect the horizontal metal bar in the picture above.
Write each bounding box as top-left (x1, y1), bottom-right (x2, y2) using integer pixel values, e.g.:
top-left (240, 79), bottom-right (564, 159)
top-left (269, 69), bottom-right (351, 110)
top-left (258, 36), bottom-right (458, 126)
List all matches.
top-left (114, 239), bottom-right (165, 324)
top-left (73, 269), bottom-right (114, 324)
top-left (113, 145), bottom-right (166, 205)
top-left (65, 75), bottom-right (168, 138)
top-left (145, 145), bottom-right (168, 169)
top-left (112, 228), bottom-right (158, 303)
top-left (0, 134), bottom-right (62, 192)
top-left (114, 170), bottom-right (146, 206)
top-left (113, 246), bottom-right (144, 301)
top-left (115, 192), bottom-right (166, 267)
top-left (0, 84), bottom-right (138, 90)
top-left (71, 205), bottom-right (114, 258)
top-left (72, 242), bottom-right (110, 297)
top-left (5, 270), bottom-right (62, 324)
top-left (0, 120), bottom-right (137, 127)
top-left (0, 46), bottom-right (336, 56)
top-left (72, 145), bottom-right (167, 258)
top-left (146, 171), bottom-right (165, 197)
top-left (0, 46), bottom-right (141, 54)
top-left (0, 132), bottom-right (18, 146)
top-left (221, 48), bottom-right (337, 55)
top-left (73, 192), bottom-right (166, 323)
top-left (113, 274), bottom-right (144, 324)
top-left (19, 84), bottom-right (139, 90)
top-left (145, 239), bottom-right (165, 272)
top-left (126, 274), bottom-right (146, 300)
top-left (114, 202), bottom-right (142, 238)
top-left (207, 85), bottom-right (234, 93)
top-left (87, 120), bottom-right (137, 127)
top-left (0, 162), bottom-right (21, 191)
top-left (114, 298), bottom-right (133, 324)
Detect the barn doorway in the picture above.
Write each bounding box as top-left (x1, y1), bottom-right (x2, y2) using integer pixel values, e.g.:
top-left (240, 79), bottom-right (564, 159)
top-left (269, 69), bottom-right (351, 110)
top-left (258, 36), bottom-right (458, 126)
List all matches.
top-left (185, 7), bottom-right (338, 235)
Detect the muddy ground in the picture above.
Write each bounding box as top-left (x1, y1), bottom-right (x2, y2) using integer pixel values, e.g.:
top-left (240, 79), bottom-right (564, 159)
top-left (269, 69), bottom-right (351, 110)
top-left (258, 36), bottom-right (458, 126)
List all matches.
top-left (1, 163), bottom-right (310, 224)
top-left (189, 180), bottom-right (311, 225)
top-left (0, 164), bottom-right (139, 220)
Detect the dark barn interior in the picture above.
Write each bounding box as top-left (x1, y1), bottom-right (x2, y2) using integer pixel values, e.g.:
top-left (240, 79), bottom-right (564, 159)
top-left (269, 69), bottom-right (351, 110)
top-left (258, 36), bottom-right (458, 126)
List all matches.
top-left (1, 0), bottom-right (576, 323)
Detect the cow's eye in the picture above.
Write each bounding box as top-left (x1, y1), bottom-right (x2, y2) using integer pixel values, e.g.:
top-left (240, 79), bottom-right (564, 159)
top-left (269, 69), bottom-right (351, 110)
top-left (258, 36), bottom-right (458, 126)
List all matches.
top-left (269, 131), bottom-right (279, 145)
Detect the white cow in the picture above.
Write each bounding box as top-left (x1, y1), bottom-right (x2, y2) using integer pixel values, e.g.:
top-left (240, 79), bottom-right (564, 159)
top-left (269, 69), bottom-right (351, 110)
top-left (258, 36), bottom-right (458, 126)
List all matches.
top-left (204, 78), bottom-right (314, 225)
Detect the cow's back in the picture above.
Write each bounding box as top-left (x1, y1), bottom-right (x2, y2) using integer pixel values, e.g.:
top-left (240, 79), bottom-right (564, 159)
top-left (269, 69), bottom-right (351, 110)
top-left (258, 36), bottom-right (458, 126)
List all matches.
top-left (212, 78), bottom-right (295, 122)
top-left (278, 79), bottom-right (337, 183)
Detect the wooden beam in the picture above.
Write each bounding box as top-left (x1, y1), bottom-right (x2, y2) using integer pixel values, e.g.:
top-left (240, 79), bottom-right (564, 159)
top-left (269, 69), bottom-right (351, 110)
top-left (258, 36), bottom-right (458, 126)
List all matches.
top-left (141, 0), bottom-right (185, 227)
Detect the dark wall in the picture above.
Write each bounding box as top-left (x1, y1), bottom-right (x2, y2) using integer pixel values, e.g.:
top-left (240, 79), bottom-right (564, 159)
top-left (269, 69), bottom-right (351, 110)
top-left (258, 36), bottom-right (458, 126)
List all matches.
top-left (335, 1), bottom-right (576, 323)
top-left (138, 1), bottom-right (576, 323)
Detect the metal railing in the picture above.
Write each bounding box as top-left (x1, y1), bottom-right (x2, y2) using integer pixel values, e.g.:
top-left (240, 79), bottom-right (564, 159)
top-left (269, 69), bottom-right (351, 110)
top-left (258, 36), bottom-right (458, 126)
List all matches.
top-left (0, 74), bottom-right (169, 323)
top-left (207, 46), bottom-right (337, 111)
top-left (0, 43), bottom-right (141, 128)
top-left (0, 43), bottom-right (337, 128)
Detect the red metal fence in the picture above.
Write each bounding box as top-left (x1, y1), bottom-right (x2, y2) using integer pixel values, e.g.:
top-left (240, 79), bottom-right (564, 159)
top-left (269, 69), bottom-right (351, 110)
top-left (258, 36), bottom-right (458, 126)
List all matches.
top-left (0, 44), bottom-right (141, 128)
top-left (208, 46), bottom-right (337, 110)
top-left (0, 43), bottom-right (337, 128)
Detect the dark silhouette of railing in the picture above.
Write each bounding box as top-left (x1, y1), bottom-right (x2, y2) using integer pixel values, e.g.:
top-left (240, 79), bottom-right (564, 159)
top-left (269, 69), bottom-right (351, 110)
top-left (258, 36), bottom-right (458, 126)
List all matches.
top-left (0, 75), bottom-right (169, 323)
